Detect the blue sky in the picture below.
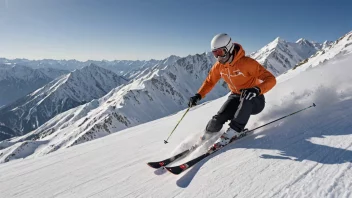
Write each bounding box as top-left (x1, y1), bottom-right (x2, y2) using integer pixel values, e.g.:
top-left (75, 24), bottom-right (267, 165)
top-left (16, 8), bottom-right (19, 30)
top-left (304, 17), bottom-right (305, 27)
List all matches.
top-left (0, 0), bottom-right (351, 61)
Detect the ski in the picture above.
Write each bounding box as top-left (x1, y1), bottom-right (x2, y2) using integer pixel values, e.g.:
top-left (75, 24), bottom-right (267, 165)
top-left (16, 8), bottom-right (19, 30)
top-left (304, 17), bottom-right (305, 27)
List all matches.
top-left (165, 130), bottom-right (251, 175)
top-left (147, 144), bottom-right (199, 169)
top-left (165, 153), bottom-right (210, 174)
top-left (147, 149), bottom-right (191, 169)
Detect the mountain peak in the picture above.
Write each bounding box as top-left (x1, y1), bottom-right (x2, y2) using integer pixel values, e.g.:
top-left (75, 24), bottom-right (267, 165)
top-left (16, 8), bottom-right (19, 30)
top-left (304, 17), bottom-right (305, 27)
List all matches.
top-left (162, 55), bottom-right (181, 65)
top-left (88, 63), bottom-right (99, 68)
top-left (274, 37), bottom-right (283, 43)
top-left (296, 38), bottom-right (315, 44)
top-left (322, 40), bottom-right (333, 48)
top-left (323, 40), bottom-right (330, 45)
top-left (74, 63), bottom-right (104, 74)
top-left (296, 38), bottom-right (306, 43)
top-left (269, 37), bottom-right (287, 46)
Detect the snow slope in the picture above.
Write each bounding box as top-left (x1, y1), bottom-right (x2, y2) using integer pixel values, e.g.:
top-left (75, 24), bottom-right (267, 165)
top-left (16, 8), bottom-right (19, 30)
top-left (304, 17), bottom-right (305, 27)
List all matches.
top-left (0, 51), bottom-right (351, 197)
top-left (250, 37), bottom-right (326, 76)
top-left (0, 64), bottom-right (127, 139)
top-left (0, 64), bottom-right (68, 106)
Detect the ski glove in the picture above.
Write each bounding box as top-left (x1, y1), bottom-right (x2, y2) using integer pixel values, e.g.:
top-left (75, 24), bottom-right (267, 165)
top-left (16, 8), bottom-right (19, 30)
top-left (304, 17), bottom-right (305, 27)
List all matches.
top-left (188, 93), bottom-right (202, 107)
top-left (240, 87), bottom-right (261, 101)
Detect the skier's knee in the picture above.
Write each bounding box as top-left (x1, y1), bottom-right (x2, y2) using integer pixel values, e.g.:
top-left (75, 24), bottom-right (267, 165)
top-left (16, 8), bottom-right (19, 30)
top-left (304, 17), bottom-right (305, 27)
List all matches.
top-left (205, 118), bottom-right (223, 133)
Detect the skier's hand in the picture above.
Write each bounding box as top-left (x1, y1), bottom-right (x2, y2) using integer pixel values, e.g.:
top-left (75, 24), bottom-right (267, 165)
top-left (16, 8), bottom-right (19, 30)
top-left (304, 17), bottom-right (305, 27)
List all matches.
top-left (240, 87), bottom-right (261, 101)
top-left (188, 93), bottom-right (201, 107)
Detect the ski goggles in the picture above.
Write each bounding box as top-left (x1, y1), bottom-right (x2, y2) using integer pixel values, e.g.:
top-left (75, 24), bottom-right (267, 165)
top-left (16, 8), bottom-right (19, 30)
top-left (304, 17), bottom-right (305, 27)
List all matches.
top-left (212, 47), bottom-right (228, 58)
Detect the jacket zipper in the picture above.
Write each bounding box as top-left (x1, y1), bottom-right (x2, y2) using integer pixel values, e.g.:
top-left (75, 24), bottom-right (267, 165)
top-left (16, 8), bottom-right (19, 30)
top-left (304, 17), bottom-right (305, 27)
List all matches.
top-left (227, 67), bottom-right (238, 93)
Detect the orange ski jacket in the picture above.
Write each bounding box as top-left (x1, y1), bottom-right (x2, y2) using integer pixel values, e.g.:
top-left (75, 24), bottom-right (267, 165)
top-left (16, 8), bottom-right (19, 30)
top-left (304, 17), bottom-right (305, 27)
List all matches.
top-left (198, 43), bottom-right (276, 98)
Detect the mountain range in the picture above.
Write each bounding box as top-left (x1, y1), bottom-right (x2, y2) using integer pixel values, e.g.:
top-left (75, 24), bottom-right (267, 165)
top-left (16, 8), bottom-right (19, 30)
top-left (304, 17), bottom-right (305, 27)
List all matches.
top-left (0, 64), bottom-right (128, 139)
top-left (0, 64), bottom-right (69, 106)
top-left (0, 58), bottom-right (162, 76)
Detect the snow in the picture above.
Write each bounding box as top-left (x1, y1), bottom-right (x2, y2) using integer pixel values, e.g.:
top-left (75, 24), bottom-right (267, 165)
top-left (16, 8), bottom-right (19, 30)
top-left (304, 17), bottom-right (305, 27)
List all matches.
top-left (0, 49), bottom-right (352, 197)
top-left (250, 37), bottom-right (323, 76)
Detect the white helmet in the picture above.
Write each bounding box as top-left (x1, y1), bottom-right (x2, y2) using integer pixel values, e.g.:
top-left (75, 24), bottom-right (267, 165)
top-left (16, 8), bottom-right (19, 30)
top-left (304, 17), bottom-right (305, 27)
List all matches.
top-left (211, 33), bottom-right (233, 52)
top-left (211, 33), bottom-right (234, 63)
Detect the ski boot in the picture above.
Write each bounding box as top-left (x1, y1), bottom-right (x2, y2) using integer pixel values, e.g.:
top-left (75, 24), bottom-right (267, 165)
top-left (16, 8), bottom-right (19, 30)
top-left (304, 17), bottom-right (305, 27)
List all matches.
top-left (196, 130), bottom-right (216, 145)
top-left (211, 127), bottom-right (242, 150)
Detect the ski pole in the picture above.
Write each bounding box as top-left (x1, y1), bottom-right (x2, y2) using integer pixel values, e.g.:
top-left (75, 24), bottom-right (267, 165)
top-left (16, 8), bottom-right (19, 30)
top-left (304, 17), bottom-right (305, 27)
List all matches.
top-left (164, 107), bottom-right (191, 144)
top-left (248, 103), bottom-right (316, 133)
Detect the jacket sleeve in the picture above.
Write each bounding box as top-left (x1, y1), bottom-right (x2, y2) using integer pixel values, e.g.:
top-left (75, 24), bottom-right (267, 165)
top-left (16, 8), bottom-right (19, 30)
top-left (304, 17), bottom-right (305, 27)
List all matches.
top-left (197, 63), bottom-right (221, 98)
top-left (247, 58), bottom-right (276, 94)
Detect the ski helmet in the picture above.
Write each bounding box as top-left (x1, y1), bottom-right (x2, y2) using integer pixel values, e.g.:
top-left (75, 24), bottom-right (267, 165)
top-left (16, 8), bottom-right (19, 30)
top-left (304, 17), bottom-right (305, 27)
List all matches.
top-left (210, 33), bottom-right (234, 63)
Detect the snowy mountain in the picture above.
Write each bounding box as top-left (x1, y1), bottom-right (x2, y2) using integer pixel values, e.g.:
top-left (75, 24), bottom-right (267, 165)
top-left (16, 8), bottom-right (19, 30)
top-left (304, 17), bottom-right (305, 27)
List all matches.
top-left (0, 58), bottom-right (164, 76)
top-left (0, 47), bottom-right (351, 197)
top-left (322, 40), bottom-right (334, 50)
top-left (295, 38), bottom-right (324, 57)
top-left (0, 125), bottom-right (14, 141)
top-left (250, 37), bottom-right (328, 76)
top-left (123, 55), bottom-right (181, 79)
top-left (0, 64), bottom-right (68, 106)
top-left (289, 31), bottom-right (352, 76)
top-left (0, 64), bottom-right (128, 140)
top-left (0, 52), bottom-right (228, 161)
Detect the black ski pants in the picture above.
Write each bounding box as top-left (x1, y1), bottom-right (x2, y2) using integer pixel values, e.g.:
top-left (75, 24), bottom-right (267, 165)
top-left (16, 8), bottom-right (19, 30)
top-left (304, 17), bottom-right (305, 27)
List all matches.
top-left (206, 93), bottom-right (265, 133)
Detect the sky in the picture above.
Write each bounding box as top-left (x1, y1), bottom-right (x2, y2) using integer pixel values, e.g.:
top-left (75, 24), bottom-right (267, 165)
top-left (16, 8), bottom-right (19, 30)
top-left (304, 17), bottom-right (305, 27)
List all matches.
top-left (0, 0), bottom-right (351, 61)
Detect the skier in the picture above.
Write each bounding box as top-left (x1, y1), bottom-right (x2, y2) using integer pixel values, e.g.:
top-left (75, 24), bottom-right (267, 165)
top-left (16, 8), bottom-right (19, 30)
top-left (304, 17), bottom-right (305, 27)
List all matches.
top-left (188, 33), bottom-right (276, 148)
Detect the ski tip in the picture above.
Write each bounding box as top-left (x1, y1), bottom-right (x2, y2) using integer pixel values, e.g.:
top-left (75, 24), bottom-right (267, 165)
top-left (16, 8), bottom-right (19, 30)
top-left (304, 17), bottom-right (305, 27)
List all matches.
top-left (164, 140), bottom-right (168, 144)
top-left (313, 103), bottom-right (316, 107)
top-left (147, 162), bottom-right (162, 169)
top-left (165, 167), bottom-right (178, 175)
top-left (146, 162), bottom-right (154, 168)
top-left (165, 166), bottom-right (183, 175)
